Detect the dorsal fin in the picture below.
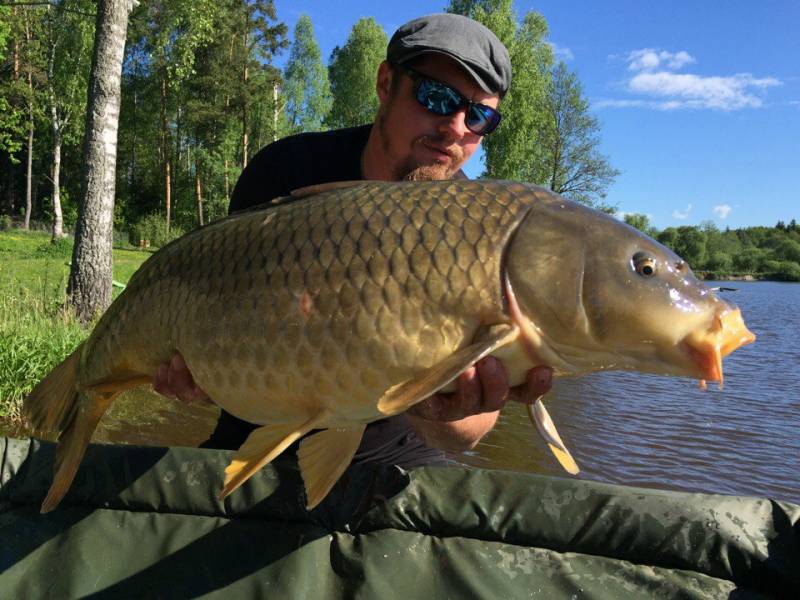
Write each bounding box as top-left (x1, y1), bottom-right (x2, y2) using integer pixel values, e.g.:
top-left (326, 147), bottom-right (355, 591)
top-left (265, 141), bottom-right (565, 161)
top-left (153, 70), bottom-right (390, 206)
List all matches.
top-left (289, 180), bottom-right (365, 200)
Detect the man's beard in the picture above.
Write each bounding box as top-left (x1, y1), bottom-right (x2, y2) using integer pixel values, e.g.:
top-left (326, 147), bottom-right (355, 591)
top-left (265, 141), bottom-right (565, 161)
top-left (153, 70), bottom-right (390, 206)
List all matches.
top-left (377, 106), bottom-right (465, 181)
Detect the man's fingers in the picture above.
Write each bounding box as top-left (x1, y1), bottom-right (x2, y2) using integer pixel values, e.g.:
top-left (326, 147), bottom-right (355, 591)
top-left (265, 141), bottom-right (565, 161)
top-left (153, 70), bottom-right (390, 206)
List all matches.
top-left (475, 357), bottom-right (509, 412)
top-left (152, 363), bottom-right (175, 398)
top-left (509, 366), bottom-right (553, 404)
top-left (166, 354), bottom-right (194, 397)
top-left (454, 365), bottom-right (481, 414)
top-left (151, 353), bottom-right (211, 404)
top-left (527, 365), bottom-right (553, 398)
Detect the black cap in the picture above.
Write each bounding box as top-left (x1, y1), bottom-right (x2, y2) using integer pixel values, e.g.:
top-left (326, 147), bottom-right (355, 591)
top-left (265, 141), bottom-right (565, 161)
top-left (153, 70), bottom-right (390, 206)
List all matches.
top-left (387, 14), bottom-right (512, 96)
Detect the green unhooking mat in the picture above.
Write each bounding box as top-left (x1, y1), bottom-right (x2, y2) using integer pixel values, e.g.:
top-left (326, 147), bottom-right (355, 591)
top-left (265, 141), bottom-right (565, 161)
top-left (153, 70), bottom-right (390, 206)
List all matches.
top-left (1, 437), bottom-right (798, 598)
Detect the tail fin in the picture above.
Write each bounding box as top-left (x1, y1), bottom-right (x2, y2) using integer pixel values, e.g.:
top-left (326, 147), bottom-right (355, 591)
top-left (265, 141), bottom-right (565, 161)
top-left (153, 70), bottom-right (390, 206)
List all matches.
top-left (24, 343), bottom-right (84, 435)
top-left (40, 390), bottom-right (118, 513)
top-left (23, 344), bottom-right (127, 513)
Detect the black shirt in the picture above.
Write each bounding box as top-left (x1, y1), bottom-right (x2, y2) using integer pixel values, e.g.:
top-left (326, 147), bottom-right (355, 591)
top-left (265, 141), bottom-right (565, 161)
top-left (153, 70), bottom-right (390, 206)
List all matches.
top-left (202, 124), bottom-right (448, 468)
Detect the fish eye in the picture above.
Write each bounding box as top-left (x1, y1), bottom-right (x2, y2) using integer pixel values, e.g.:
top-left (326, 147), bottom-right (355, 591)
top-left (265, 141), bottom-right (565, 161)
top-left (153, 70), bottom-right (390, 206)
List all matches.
top-left (632, 252), bottom-right (657, 277)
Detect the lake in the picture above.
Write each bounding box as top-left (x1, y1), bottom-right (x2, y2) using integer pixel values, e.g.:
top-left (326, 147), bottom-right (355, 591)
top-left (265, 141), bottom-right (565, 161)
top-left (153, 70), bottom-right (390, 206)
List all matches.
top-left (461, 281), bottom-right (800, 504)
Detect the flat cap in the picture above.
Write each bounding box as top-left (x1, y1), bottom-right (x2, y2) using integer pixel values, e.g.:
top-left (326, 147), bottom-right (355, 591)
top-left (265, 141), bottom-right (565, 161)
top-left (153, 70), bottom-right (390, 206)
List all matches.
top-left (387, 13), bottom-right (512, 96)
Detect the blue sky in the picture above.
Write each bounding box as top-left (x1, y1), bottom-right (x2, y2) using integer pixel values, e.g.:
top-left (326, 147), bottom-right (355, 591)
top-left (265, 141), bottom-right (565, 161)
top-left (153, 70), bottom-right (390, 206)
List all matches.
top-left (272, 1), bottom-right (799, 229)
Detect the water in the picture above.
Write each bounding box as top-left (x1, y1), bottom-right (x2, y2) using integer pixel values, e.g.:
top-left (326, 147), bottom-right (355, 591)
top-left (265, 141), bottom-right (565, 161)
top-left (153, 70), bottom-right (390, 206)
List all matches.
top-left (462, 281), bottom-right (800, 504)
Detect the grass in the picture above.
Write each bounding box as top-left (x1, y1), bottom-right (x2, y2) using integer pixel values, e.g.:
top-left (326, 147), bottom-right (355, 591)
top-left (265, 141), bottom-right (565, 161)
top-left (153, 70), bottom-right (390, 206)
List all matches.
top-left (0, 229), bottom-right (151, 423)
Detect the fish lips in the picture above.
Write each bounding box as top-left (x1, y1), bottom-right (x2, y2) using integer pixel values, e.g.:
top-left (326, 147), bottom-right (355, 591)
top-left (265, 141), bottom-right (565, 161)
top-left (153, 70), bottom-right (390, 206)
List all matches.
top-left (681, 307), bottom-right (756, 384)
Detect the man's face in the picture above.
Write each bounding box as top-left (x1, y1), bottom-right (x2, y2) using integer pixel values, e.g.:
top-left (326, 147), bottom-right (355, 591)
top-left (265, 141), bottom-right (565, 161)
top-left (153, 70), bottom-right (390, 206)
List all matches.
top-left (374, 54), bottom-right (501, 181)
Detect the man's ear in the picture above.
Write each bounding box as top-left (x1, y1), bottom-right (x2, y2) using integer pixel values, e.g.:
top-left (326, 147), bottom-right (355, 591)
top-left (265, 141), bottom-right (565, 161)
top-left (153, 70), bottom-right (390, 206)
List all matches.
top-left (376, 60), bottom-right (393, 104)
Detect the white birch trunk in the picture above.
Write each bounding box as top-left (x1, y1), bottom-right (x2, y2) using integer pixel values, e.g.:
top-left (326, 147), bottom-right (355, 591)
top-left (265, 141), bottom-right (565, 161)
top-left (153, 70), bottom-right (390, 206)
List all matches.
top-left (68, 0), bottom-right (137, 323)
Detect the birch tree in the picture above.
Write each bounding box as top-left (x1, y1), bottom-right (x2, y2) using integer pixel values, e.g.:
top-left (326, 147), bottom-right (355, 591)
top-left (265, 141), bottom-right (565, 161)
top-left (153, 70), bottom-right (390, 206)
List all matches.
top-left (538, 62), bottom-right (619, 207)
top-left (68, 0), bottom-right (137, 323)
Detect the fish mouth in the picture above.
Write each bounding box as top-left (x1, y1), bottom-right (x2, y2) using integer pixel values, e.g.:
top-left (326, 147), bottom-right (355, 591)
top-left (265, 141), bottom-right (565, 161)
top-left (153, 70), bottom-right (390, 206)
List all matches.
top-left (682, 307), bottom-right (755, 386)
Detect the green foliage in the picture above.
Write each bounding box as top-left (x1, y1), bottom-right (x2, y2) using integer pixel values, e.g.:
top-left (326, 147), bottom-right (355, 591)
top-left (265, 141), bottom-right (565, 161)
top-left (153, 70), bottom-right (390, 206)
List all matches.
top-left (773, 238), bottom-right (800, 263)
top-left (43, 0), bottom-right (96, 147)
top-left (0, 7), bottom-right (34, 160)
top-left (0, 230), bottom-right (151, 419)
top-left (447, 2), bottom-right (617, 206)
top-left (672, 226), bottom-right (707, 268)
top-left (763, 260), bottom-right (800, 282)
top-left (130, 214), bottom-right (185, 248)
top-left (0, 284), bottom-right (85, 419)
top-left (623, 213), bottom-right (656, 236)
top-left (283, 15), bottom-right (331, 133)
top-left (34, 235), bottom-right (73, 258)
top-left (0, 8), bottom-right (9, 56)
top-left (0, 215), bottom-right (11, 231)
top-left (448, 2), bottom-right (553, 183)
top-left (115, 0), bottom-right (288, 233)
top-left (326, 17), bottom-right (387, 129)
top-left (732, 246), bottom-right (763, 272)
top-left (705, 251), bottom-right (733, 273)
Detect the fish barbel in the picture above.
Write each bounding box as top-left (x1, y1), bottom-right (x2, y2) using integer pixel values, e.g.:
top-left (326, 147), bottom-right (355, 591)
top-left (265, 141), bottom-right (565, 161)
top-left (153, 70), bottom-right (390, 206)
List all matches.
top-left (24, 180), bottom-right (755, 512)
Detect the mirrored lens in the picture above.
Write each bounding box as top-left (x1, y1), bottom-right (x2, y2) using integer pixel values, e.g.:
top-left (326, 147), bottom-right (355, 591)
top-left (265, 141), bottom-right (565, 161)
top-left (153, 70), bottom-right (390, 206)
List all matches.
top-left (417, 79), bottom-right (462, 116)
top-left (467, 104), bottom-right (501, 135)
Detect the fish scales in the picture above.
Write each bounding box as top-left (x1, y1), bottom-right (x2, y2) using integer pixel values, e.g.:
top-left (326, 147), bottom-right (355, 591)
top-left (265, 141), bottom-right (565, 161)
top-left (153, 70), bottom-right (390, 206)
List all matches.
top-left (83, 180), bottom-right (533, 425)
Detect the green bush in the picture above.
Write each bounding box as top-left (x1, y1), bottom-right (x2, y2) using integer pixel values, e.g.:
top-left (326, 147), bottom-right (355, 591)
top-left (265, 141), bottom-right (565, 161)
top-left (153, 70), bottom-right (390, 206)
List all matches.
top-left (113, 228), bottom-right (134, 249)
top-left (732, 247), bottom-right (763, 272)
top-left (33, 236), bottom-right (74, 258)
top-left (770, 260), bottom-right (800, 282)
top-left (705, 251), bottom-right (733, 273)
top-left (0, 215), bottom-right (11, 231)
top-left (130, 214), bottom-right (185, 249)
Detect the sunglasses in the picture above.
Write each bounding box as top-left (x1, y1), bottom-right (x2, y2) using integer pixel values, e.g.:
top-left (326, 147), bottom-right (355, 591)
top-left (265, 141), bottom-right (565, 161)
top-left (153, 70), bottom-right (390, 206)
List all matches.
top-left (399, 65), bottom-right (502, 136)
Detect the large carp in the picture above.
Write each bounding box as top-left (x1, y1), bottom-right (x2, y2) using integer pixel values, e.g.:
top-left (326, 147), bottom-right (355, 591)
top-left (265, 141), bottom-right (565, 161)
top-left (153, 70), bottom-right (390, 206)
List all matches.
top-left (25, 180), bottom-right (754, 512)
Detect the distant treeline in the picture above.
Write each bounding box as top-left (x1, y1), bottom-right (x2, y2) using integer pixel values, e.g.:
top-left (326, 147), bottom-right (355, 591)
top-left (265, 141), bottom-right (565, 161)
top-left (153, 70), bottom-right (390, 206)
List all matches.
top-left (622, 214), bottom-right (800, 281)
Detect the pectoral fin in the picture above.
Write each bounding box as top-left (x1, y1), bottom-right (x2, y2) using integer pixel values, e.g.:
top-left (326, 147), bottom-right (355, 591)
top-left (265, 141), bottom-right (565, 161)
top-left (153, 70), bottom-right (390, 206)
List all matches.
top-left (527, 398), bottom-right (580, 475)
top-left (377, 323), bottom-right (519, 416)
top-left (297, 425), bottom-right (367, 509)
top-left (220, 412), bottom-right (328, 500)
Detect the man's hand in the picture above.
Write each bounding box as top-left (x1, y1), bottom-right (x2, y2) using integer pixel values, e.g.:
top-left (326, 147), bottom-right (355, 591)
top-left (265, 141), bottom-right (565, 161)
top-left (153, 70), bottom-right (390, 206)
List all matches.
top-left (407, 358), bottom-right (553, 421)
top-left (405, 358), bottom-right (553, 451)
top-left (153, 353), bottom-right (211, 404)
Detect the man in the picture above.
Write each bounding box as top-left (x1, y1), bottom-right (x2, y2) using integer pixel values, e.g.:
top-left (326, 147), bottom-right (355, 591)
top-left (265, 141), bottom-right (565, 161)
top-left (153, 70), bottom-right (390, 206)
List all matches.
top-left (154, 14), bottom-right (552, 469)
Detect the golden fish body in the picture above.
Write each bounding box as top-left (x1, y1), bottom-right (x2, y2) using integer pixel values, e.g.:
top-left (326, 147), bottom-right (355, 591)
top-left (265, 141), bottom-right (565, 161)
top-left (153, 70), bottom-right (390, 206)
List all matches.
top-left (85, 180), bottom-right (527, 426)
top-left (25, 179), bottom-right (755, 512)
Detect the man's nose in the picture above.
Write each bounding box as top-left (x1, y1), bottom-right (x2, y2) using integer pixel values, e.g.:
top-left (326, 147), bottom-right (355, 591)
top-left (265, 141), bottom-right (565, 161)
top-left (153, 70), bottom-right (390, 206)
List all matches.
top-left (437, 107), bottom-right (469, 139)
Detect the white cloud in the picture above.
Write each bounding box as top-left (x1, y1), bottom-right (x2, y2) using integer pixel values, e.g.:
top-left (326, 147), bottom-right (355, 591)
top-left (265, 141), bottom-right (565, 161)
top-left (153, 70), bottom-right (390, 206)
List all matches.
top-left (548, 42), bottom-right (574, 62)
top-left (672, 204), bottom-right (692, 220)
top-left (600, 48), bottom-right (781, 111)
top-left (593, 99), bottom-right (647, 109)
top-left (627, 49), bottom-right (695, 72)
top-left (628, 72), bottom-right (781, 110)
top-left (713, 204), bottom-right (732, 219)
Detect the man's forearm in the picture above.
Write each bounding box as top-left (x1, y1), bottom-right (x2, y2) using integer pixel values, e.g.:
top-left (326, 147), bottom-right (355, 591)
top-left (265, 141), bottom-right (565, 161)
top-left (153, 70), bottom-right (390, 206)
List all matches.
top-left (405, 410), bottom-right (499, 452)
